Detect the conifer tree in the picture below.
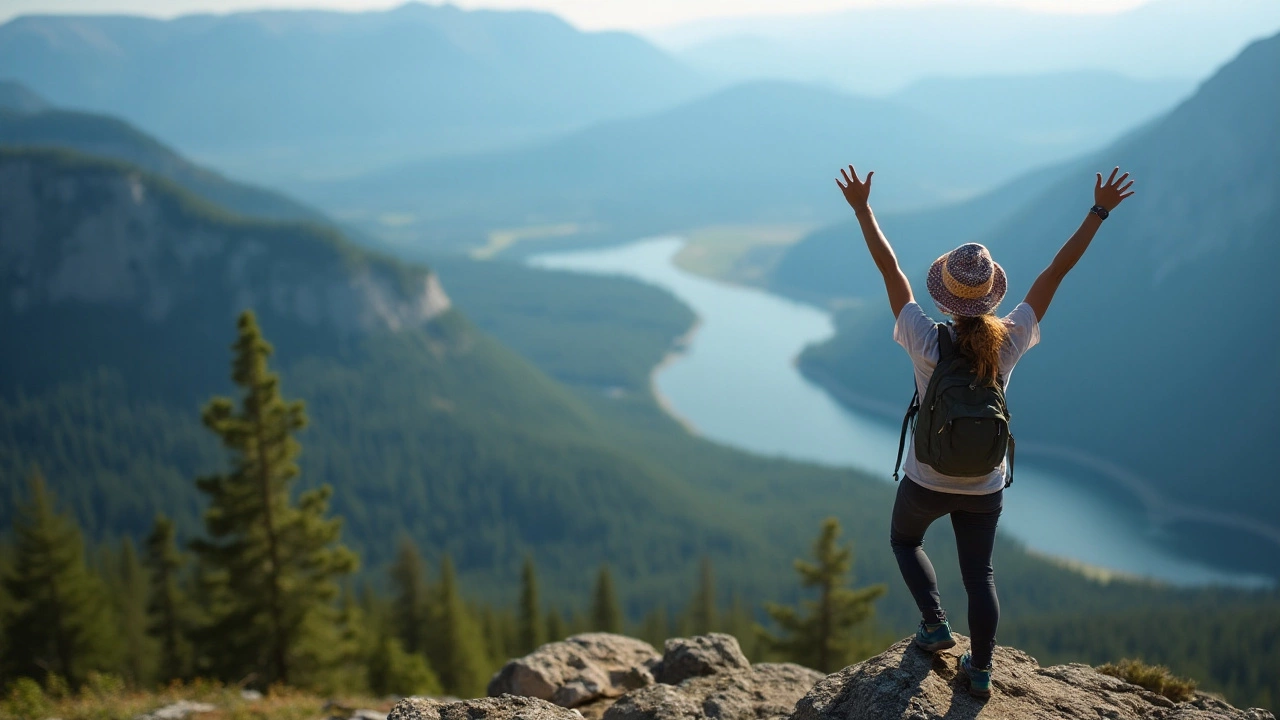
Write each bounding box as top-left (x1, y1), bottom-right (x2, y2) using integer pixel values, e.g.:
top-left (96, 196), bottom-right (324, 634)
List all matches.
top-left (106, 538), bottom-right (156, 687)
top-left (429, 555), bottom-right (490, 697)
top-left (192, 310), bottom-right (358, 687)
top-left (146, 515), bottom-right (194, 682)
top-left (390, 537), bottom-right (431, 655)
top-left (638, 605), bottom-right (670, 648)
top-left (518, 555), bottom-right (545, 654)
top-left (368, 633), bottom-right (442, 697)
top-left (686, 557), bottom-right (717, 635)
top-left (721, 593), bottom-right (758, 659)
top-left (546, 607), bottom-right (567, 643)
top-left (590, 565), bottom-right (623, 634)
top-left (1, 471), bottom-right (114, 686)
top-left (760, 518), bottom-right (886, 673)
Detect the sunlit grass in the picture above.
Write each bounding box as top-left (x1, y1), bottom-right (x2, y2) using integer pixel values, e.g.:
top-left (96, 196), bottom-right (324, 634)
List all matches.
top-left (671, 224), bottom-right (813, 285)
top-left (1098, 658), bottom-right (1197, 702)
top-left (0, 675), bottom-right (394, 720)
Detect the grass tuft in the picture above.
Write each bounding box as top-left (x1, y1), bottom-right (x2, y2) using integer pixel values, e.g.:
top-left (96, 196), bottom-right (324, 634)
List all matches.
top-left (1097, 658), bottom-right (1198, 702)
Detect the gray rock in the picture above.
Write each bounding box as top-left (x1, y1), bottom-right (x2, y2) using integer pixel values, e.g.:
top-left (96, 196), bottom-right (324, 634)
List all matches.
top-left (488, 633), bottom-right (662, 708)
top-left (604, 663), bottom-right (824, 720)
top-left (655, 634), bottom-right (751, 685)
top-left (389, 696), bottom-right (581, 720)
top-left (134, 701), bottom-right (217, 720)
top-left (790, 635), bottom-right (1276, 720)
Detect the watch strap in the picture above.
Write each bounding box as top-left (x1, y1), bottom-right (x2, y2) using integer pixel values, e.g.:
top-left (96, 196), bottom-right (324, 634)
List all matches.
top-left (1090, 204), bottom-right (1110, 220)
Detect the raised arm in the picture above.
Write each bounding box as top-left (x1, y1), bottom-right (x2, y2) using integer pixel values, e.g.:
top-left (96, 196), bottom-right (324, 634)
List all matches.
top-left (1023, 168), bottom-right (1134, 321)
top-left (836, 165), bottom-right (913, 318)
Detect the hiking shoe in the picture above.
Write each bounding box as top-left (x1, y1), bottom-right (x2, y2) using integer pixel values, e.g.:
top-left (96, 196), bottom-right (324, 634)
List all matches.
top-left (913, 620), bottom-right (956, 652)
top-left (959, 652), bottom-right (992, 698)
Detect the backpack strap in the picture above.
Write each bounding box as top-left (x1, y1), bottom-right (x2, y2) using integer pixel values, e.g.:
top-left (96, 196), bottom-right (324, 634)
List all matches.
top-left (1005, 434), bottom-right (1016, 488)
top-left (893, 389), bottom-right (920, 482)
top-left (936, 322), bottom-right (956, 362)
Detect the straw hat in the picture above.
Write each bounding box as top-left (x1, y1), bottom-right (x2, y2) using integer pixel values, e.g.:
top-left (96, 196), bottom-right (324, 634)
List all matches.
top-left (926, 243), bottom-right (1007, 317)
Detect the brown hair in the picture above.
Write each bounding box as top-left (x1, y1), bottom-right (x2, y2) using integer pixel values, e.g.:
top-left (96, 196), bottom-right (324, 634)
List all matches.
top-left (953, 313), bottom-right (1010, 385)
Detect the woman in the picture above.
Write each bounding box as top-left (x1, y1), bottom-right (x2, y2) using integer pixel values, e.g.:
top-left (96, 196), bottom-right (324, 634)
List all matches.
top-left (835, 165), bottom-right (1134, 698)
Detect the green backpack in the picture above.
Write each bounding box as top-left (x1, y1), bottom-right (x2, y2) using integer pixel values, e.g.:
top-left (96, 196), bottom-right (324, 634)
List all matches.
top-left (893, 322), bottom-right (1016, 486)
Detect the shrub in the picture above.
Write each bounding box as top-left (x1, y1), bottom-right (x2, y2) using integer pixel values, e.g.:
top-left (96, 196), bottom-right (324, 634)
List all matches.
top-left (4, 678), bottom-right (51, 720)
top-left (1097, 659), bottom-right (1197, 702)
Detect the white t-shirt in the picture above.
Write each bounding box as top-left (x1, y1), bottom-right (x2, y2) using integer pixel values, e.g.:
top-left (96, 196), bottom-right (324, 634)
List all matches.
top-left (892, 301), bottom-right (1041, 495)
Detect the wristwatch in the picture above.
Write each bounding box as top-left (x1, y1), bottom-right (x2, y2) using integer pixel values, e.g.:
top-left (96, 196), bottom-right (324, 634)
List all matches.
top-left (1090, 205), bottom-right (1110, 220)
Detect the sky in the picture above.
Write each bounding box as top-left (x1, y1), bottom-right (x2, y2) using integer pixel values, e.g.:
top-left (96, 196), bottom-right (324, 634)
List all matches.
top-left (0, 0), bottom-right (1151, 30)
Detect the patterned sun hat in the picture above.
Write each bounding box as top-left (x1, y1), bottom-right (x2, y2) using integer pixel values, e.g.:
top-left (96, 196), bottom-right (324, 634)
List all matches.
top-left (926, 243), bottom-right (1007, 317)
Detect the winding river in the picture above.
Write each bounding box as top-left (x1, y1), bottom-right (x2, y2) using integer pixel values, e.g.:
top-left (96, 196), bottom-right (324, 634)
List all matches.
top-left (531, 237), bottom-right (1273, 589)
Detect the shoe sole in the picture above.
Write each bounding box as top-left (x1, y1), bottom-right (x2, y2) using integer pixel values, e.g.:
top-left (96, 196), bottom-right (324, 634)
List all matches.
top-left (914, 637), bottom-right (957, 653)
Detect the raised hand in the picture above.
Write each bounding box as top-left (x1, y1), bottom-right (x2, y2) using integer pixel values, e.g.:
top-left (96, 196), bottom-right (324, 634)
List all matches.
top-left (1095, 167), bottom-right (1135, 211)
top-left (836, 165), bottom-right (874, 213)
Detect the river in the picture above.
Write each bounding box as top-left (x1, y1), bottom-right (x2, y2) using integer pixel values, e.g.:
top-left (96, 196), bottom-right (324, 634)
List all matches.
top-left (530, 236), bottom-right (1272, 588)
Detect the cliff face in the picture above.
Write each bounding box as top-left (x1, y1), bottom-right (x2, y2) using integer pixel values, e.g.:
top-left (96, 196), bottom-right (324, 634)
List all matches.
top-left (0, 149), bottom-right (449, 336)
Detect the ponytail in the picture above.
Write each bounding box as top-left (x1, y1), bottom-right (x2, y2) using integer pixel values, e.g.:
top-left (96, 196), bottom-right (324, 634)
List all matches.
top-left (953, 313), bottom-right (1009, 385)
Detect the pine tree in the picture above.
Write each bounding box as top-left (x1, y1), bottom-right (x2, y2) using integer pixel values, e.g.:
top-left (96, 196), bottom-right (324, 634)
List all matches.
top-left (429, 555), bottom-right (490, 697)
top-left (721, 593), bottom-right (758, 660)
top-left (760, 518), bottom-right (887, 673)
top-left (686, 556), bottom-right (717, 635)
top-left (590, 565), bottom-right (623, 634)
top-left (1, 471), bottom-right (115, 686)
top-left (546, 607), bottom-right (567, 643)
top-left (106, 538), bottom-right (156, 687)
top-left (368, 634), bottom-right (442, 697)
top-left (146, 515), bottom-right (194, 682)
top-left (191, 310), bottom-right (358, 687)
top-left (517, 554), bottom-right (545, 654)
top-left (638, 605), bottom-right (670, 648)
top-left (389, 537), bottom-right (431, 655)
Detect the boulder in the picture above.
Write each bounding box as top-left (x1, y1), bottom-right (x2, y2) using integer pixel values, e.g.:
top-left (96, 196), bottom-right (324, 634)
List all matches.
top-left (389, 695), bottom-right (581, 720)
top-left (604, 663), bottom-right (825, 720)
top-left (655, 634), bottom-right (751, 685)
top-left (488, 633), bottom-right (662, 708)
top-left (790, 635), bottom-right (1276, 720)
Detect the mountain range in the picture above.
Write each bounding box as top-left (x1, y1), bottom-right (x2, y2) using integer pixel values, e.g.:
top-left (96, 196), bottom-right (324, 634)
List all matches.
top-left (303, 72), bottom-right (1191, 255)
top-left (0, 2), bottom-right (707, 181)
top-left (651, 0), bottom-right (1280, 94)
top-left (776, 31), bottom-right (1280, 577)
top-left (0, 83), bottom-right (324, 223)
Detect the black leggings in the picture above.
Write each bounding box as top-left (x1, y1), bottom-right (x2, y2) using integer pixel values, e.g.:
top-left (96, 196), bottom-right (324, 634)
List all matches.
top-left (890, 477), bottom-right (1003, 668)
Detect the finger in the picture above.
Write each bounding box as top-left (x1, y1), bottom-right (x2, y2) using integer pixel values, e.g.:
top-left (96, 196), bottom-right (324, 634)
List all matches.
top-left (1114, 172), bottom-right (1129, 187)
top-left (1096, 172), bottom-right (1103, 189)
top-left (1107, 167), bottom-right (1119, 184)
top-left (836, 178), bottom-right (847, 190)
top-left (1119, 180), bottom-right (1134, 193)
top-left (841, 167), bottom-right (852, 185)
top-left (1120, 191), bottom-right (1135, 199)
top-left (848, 164), bottom-right (860, 182)
top-left (865, 170), bottom-right (874, 185)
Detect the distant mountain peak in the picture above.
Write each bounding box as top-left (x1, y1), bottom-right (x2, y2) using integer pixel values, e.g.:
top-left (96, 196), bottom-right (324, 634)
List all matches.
top-left (0, 79), bottom-right (49, 113)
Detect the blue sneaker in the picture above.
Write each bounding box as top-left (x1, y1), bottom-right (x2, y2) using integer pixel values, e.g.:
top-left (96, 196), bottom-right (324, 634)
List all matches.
top-left (913, 620), bottom-right (956, 652)
top-left (959, 652), bottom-right (992, 698)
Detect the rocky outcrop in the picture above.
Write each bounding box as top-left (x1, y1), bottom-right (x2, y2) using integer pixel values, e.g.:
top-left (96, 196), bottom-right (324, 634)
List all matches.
top-left (389, 696), bottom-right (579, 720)
top-left (605, 663), bottom-right (824, 720)
top-left (654, 633), bottom-right (751, 684)
top-left (791, 635), bottom-right (1276, 720)
top-left (486, 634), bottom-right (823, 720)
top-left (487, 634), bottom-right (662, 708)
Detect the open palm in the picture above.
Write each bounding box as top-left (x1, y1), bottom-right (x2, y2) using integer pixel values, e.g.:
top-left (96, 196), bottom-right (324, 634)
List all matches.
top-left (836, 165), bottom-right (874, 212)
